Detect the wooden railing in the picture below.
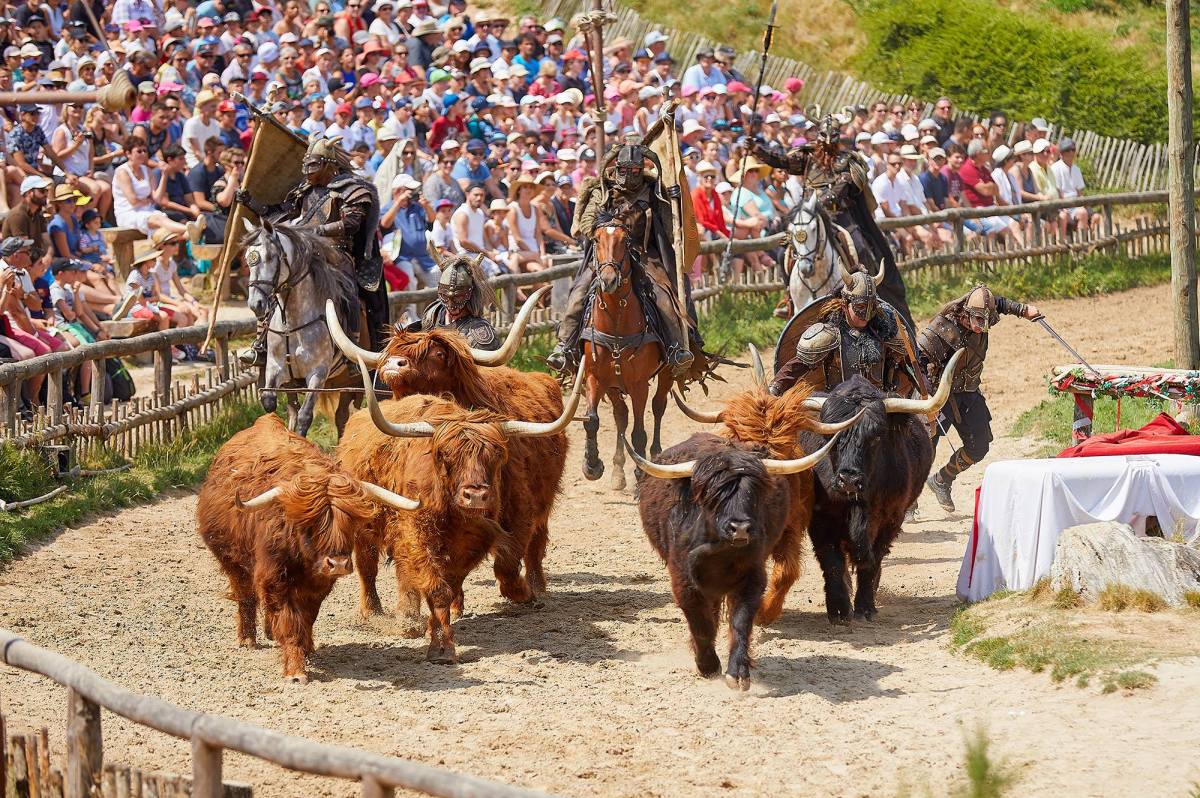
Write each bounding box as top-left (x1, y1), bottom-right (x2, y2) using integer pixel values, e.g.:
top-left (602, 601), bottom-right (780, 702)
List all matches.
top-left (0, 628), bottom-right (562, 798)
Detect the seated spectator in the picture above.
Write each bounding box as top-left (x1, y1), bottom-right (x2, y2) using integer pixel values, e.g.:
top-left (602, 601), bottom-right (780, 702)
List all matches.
top-left (483, 198), bottom-right (510, 272)
top-left (2, 240), bottom-right (65, 356)
top-left (872, 153), bottom-right (915, 255)
top-left (1050, 137), bottom-right (1099, 234)
top-left (114, 136), bottom-right (194, 240)
top-left (118, 249), bottom-right (173, 339)
top-left (5, 105), bottom-right (84, 209)
top-left (154, 144), bottom-right (202, 226)
top-left (421, 150), bottom-right (467, 208)
top-left (958, 140), bottom-right (1023, 245)
top-left (429, 198), bottom-right (456, 257)
top-left (534, 171), bottom-right (573, 254)
top-left (453, 183), bottom-right (503, 275)
top-left (203, 147), bottom-right (244, 245)
top-left (691, 160), bottom-right (728, 278)
top-left (48, 183), bottom-right (88, 259)
top-left (50, 101), bottom-right (112, 218)
top-left (2, 175), bottom-right (51, 264)
top-left (51, 258), bottom-right (108, 357)
top-left (1030, 139), bottom-right (1068, 239)
top-left (506, 175), bottom-right (550, 276)
top-left (149, 228), bottom-right (206, 327)
top-left (0, 264), bottom-right (50, 405)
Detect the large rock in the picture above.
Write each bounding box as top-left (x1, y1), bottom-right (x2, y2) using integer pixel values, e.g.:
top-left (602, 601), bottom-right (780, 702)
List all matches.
top-left (1051, 521), bottom-right (1200, 607)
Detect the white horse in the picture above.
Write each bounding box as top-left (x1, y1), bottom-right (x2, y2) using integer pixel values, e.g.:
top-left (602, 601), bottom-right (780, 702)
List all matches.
top-left (241, 217), bottom-right (359, 438)
top-left (784, 191), bottom-right (858, 312)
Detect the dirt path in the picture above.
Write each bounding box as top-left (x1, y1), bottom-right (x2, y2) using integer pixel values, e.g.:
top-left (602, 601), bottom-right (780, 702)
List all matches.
top-left (2, 283), bottom-right (1198, 797)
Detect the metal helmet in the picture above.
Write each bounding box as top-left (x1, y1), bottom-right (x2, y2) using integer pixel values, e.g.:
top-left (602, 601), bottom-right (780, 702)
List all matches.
top-left (437, 259), bottom-right (475, 314)
top-left (613, 144), bottom-right (645, 192)
top-left (816, 114), bottom-right (840, 146)
top-left (840, 269), bottom-right (879, 319)
top-left (302, 136), bottom-right (350, 181)
top-left (961, 285), bottom-right (998, 332)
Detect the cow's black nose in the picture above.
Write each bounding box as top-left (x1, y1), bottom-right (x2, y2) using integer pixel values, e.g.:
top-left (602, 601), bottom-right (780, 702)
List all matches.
top-left (836, 469), bottom-right (863, 491)
top-left (727, 520), bottom-right (751, 546)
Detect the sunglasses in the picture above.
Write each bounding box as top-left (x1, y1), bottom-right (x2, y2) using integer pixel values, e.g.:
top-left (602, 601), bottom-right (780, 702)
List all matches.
top-left (887, 160), bottom-right (901, 166)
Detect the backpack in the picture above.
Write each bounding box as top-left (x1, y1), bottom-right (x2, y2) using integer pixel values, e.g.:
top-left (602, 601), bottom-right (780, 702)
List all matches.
top-left (104, 358), bottom-right (136, 403)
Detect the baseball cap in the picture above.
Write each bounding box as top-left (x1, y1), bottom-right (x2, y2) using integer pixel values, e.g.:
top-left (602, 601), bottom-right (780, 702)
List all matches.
top-left (335, 102), bottom-right (352, 115)
top-left (217, 100), bottom-right (236, 113)
top-left (440, 140), bottom-right (462, 152)
top-left (441, 92), bottom-right (460, 110)
top-left (784, 77), bottom-right (804, 93)
top-left (0, 237), bottom-right (33, 257)
top-left (354, 96), bottom-right (372, 109)
top-left (434, 198), bottom-right (454, 210)
top-left (715, 181), bottom-right (733, 194)
top-left (19, 175), bottom-right (51, 193)
top-left (928, 147), bottom-right (947, 160)
top-left (918, 118), bottom-right (939, 131)
top-left (1032, 138), bottom-right (1051, 154)
top-left (1013, 140), bottom-right (1033, 156)
top-left (391, 174), bottom-right (421, 190)
top-left (920, 134), bottom-right (938, 146)
top-left (50, 258), bottom-right (84, 276)
top-left (870, 131), bottom-right (890, 146)
top-left (855, 132), bottom-right (871, 143)
top-left (361, 73), bottom-right (382, 87)
top-left (1058, 137), bottom-right (1076, 152)
top-left (465, 138), bottom-right (486, 153)
top-left (901, 124), bottom-right (919, 141)
top-left (1031, 117), bottom-right (1051, 132)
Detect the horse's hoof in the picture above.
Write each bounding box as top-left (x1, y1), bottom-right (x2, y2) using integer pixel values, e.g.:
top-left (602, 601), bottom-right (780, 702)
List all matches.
top-left (426, 645), bottom-right (457, 664)
top-left (610, 470), bottom-right (626, 491)
top-left (583, 460), bottom-right (604, 481)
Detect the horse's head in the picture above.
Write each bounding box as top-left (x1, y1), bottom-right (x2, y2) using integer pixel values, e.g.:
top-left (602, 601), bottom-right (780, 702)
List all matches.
top-left (592, 216), bottom-right (634, 296)
top-left (241, 217), bottom-right (287, 321)
top-left (789, 191), bottom-right (823, 278)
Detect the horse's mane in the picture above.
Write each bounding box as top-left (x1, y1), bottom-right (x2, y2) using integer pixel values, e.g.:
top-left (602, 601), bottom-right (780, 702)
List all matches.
top-left (244, 221), bottom-right (356, 304)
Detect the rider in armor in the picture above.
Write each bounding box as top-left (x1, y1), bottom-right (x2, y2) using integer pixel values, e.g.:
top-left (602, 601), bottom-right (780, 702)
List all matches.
top-left (236, 136), bottom-right (386, 365)
top-left (408, 247), bottom-right (500, 350)
top-left (918, 285), bottom-right (1040, 511)
top-left (768, 265), bottom-right (909, 396)
top-left (751, 115), bottom-right (913, 328)
top-left (545, 132), bottom-right (698, 378)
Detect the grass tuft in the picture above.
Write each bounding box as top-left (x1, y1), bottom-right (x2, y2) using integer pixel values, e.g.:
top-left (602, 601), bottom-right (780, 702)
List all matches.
top-left (950, 607), bottom-right (985, 647)
top-left (1183, 591), bottom-right (1200, 610)
top-left (1098, 584), bottom-right (1168, 613)
top-left (1101, 670), bottom-right (1158, 694)
top-left (1027, 578), bottom-right (1054, 602)
top-left (1052, 586), bottom-right (1082, 610)
top-left (954, 726), bottom-right (1017, 798)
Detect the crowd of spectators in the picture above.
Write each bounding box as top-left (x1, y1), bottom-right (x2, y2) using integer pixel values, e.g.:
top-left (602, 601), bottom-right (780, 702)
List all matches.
top-left (0, 0), bottom-right (1102, 406)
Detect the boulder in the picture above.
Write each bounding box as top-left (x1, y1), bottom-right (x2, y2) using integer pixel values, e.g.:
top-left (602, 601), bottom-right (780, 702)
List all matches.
top-left (1050, 521), bottom-right (1200, 607)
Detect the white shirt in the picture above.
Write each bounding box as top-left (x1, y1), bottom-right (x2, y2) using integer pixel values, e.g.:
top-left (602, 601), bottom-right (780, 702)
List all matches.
top-left (991, 167), bottom-right (1015, 205)
top-left (182, 115), bottom-right (222, 168)
top-left (896, 169), bottom-right (925, 211)
top-left (871, 172), bottom-right (904, 219)
top-left (301, 117), bottom-right (327, 137)
top-left (431, 218), bottom-right (456, 253)
top-left (1050, 159), bottom-right (1085, 199)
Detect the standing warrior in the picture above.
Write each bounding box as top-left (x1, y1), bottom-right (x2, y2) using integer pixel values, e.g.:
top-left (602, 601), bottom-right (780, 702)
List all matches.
top-left (407, 246), bottom-right (500, 350)
top-left (545, 132), bottom-right (698, 378)
top-left (236, 136), bottom-right (386, 365)
top-left (769, 264), bottom-right (911, 396)
top-left (919, 285), bottom-right (1040, 511)
top-left (750, 115), bottom-right (913, 327)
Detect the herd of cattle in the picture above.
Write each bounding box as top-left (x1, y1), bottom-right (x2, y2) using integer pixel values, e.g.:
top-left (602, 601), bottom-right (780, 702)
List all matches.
top-left (196, 291), bottom-right (963, 688)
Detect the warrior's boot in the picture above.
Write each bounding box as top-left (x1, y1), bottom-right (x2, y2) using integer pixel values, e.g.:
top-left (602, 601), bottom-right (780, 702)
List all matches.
top-left (925, 473), bottom-right (954, 513)
top-left (547, 270), bottom-right (592, 374)
top-left (927, 447), bottom-right (974, 512)
top-left (238, 323), bottom-right (268, 367)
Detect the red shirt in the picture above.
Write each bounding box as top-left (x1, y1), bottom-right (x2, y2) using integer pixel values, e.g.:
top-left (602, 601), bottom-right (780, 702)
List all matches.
top-left (691, 185), bottom-right (728, 237)
top-left (427, 115), bottom-right (465, 153)
top-left (957, 158), bottom-right (995, 208)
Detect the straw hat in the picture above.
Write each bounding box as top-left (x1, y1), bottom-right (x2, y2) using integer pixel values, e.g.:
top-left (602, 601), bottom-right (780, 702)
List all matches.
top-left (151, 227), bottom-right (182, 246)
top-left (130, 249), bottom-right (163, 269)
top-left (738, 156), bottom-right (771, 179)
top-left (51, 184), bottom-right (89, 205)
top-left (508, 174), bottom-right (537, 200)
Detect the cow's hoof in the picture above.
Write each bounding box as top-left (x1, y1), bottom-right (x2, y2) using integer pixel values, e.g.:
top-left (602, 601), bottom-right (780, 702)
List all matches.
top-left (285, 673), bottom-right (309, 685)
top-left (695, 649), bottom-right (721, 678)
top-left (724, 674), bottom-right (751, 691)
top-left (238, 637), bottom-right (256, 649)
top-left (426, 645), bottom-right (457, 664)
top-left (854, 607), bottom-right (878, 621)
top-left (583, 459), bottom-right (604, 481)
top-left (827, 613), bottom-right (852, 627)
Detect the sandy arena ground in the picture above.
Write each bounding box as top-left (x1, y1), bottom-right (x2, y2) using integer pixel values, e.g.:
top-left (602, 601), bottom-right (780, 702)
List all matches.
top-left (2, 283), bottom-right (1198, 797)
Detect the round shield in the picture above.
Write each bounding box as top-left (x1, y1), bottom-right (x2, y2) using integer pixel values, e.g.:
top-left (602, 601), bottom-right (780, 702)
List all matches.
top-left (773, 293), bottom-right (839, 375)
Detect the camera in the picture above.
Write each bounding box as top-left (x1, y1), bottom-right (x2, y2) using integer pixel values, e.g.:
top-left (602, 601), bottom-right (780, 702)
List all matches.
top-left (82, 130), bottom-right (94, 140)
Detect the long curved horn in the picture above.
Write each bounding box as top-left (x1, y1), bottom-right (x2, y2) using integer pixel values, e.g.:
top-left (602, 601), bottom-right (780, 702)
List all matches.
top-left (358, 480), bottom-right (420, 511)
top-left (426, 239), bottom-right (447, 269)
top-left (883, 349), bottom-right (964, 415)
top-left (748, 343), bottom-right (766, 385)
top-left (498, 361), bottom-right (585, 437)
top-left (470, 285), bottom-right (550, 366)
top-left (671, 389), bottom-right (722, 424)
top-left (806, 407), bottom-right (865, 435)
top-left (357, 355), bottom-right (436, 437)
top-left (622, 434), bottom-right (695, 479)
top-left (762, 432), bottom-right (840, 475)
top-left (234, 486), bottom-right (280, 510)
top-left (872, 260), bottom-right (886, 287)
top-left (801, 397), bottom-right (825, 411)
top-left (837, 258), bottom-right (854, 285)
top-left (326, 299), bottom-right (384, 368)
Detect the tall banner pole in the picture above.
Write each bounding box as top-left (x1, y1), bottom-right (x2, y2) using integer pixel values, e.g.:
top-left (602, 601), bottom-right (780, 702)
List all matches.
top-left (720, 0), bottom-right (778, 282)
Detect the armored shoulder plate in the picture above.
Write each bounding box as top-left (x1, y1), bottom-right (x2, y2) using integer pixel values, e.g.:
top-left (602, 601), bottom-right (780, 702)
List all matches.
top-left (457, 315), bottom-right (500, 350)
top-left (795, 322), bottom-right (840, 365)
top-left (918, 312), bottom-right (962, 364)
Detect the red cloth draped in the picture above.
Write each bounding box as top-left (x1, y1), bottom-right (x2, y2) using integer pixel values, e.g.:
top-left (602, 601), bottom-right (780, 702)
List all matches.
top-left (1057, 413), bottom-right (1200, 458)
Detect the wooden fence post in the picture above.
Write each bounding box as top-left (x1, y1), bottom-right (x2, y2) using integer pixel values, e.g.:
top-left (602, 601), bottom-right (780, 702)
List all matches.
top-left (153, 349), bottom-right (172, 405)
top-left (952, 217), bottom-right (965, 253)
top-left (190, 739), bottom-right (222, 798)
top-left (1102, 202), bottom-right (1114, 237)
top-left (0, 382), bottom-right (14, 436)
top-left (65, 688), bottom-right (101, 798)
top-left (214, 336), bottom-right (230, 381)
top-left (360, 776), bottom-right (393, 798)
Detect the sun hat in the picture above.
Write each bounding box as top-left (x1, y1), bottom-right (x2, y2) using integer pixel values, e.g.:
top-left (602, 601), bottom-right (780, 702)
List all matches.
top-left (151, 227), bottom-right (182, 246)
top-left (991, 144), bottom-right (1012, 164)
top-left (716, 181), bottom-right (733, 194)
top-left (928, 147), bottom-right (946, 160)
top-left (51, 184), bottom-right (88, 205)
top-left (1032, 138), bottom-right (1050, 154)
top-left (898, 144), bottom-right (920, 160)
top-left (129, 250), bottom-right (162, 269)
top-left (508, 173), bottom-right (537, 199)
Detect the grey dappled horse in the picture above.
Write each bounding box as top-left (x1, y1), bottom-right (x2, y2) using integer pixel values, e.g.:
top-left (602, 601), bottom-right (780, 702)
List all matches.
top-left (241, 218), bottom-right (358, 437)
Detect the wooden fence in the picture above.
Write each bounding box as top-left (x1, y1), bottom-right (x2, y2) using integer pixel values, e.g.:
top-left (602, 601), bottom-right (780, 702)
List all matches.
top-left (538, 0), bottom-right (1200, 192)
top-left (0, 628), bottom-right (563, 798)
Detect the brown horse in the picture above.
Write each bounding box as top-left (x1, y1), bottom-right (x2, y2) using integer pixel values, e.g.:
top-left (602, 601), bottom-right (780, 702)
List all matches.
top-left (581, 210), bottom-right (674, 491)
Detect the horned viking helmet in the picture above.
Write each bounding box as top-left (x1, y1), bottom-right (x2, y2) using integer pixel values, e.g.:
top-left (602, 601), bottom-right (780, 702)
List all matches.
top-left (816, 114), bottom-right (840, 146)
top-left (838, 260), bottom-right (887, 319)
top-left (302, 135), bottom-right (351, 183)
top-left (437, 258), bottom-right (476, 314)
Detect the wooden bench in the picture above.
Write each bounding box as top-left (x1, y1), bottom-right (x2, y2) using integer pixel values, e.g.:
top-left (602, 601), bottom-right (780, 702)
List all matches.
top-left (101, 227), bottom-right (146, 280)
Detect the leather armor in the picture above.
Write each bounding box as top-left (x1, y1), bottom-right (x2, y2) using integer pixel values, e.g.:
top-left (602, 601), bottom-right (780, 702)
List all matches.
top-left (419, 299), bottom-right (500, 350)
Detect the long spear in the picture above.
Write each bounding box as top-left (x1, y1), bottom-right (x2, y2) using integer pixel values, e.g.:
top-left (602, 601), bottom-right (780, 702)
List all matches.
top-left (721, 0), bottom-right (779, 281)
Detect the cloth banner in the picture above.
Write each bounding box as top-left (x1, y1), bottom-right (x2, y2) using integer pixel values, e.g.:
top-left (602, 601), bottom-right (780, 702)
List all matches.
top-left (645, 115), bottom-right (699, 271)
top-left (216, 116), bottom-right (307, 271)
top-left (957, 454), bottom-right (1200, 602)
top-left (1058, 412), bottom-right (1200, 458)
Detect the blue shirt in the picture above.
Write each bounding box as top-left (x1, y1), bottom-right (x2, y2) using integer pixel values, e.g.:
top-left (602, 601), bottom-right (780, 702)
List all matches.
top-left (386, 201), bottom-right (433, 264)
top-left (48, 214), bottom-right (81, 258)
top-left (512, 54), bottom-right (541, 85)
top-left (919, 169), bottom-right (949, 210)
top-left (451, 157), bottom-right (489, 183)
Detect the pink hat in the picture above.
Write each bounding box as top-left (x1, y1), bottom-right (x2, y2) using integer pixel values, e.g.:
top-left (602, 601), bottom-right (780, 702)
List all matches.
top-left (360, 72), bottom-right (381, 87)
top-left (725, 81), bottom-right (750, 94)
top-left (784, 77), bottom-right (804, 93)
top-left (680, 84), bottom-right (698, 98)
top-left (125, 19), bottom-right (143, 31)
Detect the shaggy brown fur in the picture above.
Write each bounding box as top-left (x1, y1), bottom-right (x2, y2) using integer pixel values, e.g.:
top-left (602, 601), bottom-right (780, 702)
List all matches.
top-left (196, 414), bottom-right (378, 682)
top-left (337, 395), bottom-right (529, 663)
top-left (375, 328), bottom-right (568, 600)
top-left (714, 383), bottom-right (826, 626)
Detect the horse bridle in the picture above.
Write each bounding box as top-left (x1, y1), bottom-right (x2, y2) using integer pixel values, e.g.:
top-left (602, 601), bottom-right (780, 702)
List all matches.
top-left (591, 219), bottom-right (639, 299)
top-left (789, 203), bottom-right (834, 295)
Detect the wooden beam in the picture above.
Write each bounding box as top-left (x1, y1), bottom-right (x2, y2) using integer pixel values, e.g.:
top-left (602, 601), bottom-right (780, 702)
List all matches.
top-left (190, 739), bottom-right (222, 798)
top-left (65, 688), bottom-right (101, 798)
top-left (1167, 0), bottom-right (1199, 369)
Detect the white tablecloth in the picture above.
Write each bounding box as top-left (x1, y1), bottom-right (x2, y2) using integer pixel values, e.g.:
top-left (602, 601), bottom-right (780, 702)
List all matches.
top-left (957, 454), bottom-right (1200, 602)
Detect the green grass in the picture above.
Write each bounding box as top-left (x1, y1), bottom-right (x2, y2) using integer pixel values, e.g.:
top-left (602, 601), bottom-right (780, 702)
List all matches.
top-left (1097, 584), bottom-right (1169, 613)
top-left (955, 727), bottom-right (1017, 798)
top-left (1101, 670), bottom-right (1158, 694)
top-left (905, 251), bottom-right (1170, 321)
top-left (1184, 591), bottom-right (1200, 610)
top-left (0, 399), bottom-right (265, 564)
top-left (1011, 393), bottom-right (1169, 452)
